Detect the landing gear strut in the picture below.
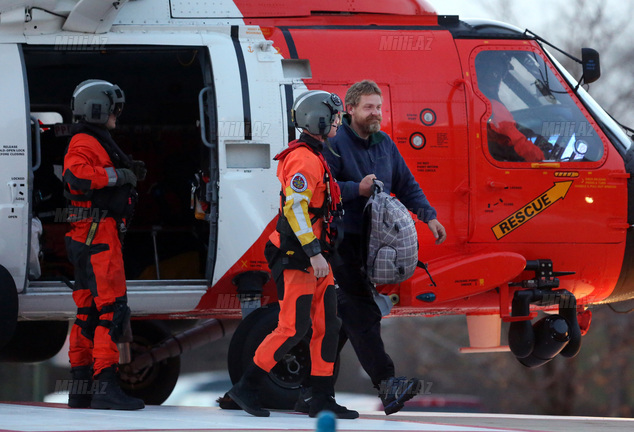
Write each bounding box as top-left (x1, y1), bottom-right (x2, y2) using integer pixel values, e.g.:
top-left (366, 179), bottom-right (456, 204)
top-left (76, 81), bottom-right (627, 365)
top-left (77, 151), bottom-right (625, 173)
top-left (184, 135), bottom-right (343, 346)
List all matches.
top-left (119, 318), bottom-right (238, 405)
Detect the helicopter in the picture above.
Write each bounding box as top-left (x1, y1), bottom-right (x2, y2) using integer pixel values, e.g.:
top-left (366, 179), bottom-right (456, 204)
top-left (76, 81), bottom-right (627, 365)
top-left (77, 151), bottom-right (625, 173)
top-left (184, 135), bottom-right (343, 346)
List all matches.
top-left (1, 0), bottom-right (633, 406)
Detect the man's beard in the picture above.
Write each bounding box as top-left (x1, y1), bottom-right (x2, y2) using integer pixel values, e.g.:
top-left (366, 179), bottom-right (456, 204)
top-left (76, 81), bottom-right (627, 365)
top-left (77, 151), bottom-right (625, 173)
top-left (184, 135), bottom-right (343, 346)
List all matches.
top-left (362, 115), bottom-right (382, 135)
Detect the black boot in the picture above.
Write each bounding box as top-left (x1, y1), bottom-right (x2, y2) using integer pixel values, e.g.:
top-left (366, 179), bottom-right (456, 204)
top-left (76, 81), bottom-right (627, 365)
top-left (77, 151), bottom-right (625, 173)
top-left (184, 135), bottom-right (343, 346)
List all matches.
top-left (308, 376), bottom-right (358, 419)
top-left (68, 365), bottom-right (93, 408)
top-left (378, 376), bottom-right (420, 415)
top-left (227, 363), bottom-right (270, 417)
top-left (90, 365), bottom-right (145, 410)
top-left (294, 386), bottom-right (312, 413)
top-left (217, 392), bottom-right (241, 410)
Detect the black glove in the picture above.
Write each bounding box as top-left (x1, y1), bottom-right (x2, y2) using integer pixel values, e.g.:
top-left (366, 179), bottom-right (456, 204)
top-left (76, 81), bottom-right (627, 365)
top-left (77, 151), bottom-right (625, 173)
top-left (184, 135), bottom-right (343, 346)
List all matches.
top-left (115, 168), bottom-right (137, 187)
top-left (130, 160), bottom-right (147, 182)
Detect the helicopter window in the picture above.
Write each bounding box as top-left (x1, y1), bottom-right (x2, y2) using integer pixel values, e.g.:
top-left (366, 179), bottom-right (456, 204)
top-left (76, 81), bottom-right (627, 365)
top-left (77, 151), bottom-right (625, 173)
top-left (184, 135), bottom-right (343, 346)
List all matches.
top-left (474, 50), bottom-right (604, 163)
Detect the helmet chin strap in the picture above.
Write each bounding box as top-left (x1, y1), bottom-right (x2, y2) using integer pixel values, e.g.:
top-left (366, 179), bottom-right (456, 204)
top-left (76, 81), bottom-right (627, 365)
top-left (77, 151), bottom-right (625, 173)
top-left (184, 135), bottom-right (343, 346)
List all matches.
top-left (325, 137), bottom-right (340, 158)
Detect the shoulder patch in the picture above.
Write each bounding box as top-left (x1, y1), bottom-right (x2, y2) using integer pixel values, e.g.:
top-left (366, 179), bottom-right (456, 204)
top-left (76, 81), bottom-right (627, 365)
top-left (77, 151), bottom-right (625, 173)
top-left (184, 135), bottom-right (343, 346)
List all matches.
top-left (290, 173), bottom-right (308, 192)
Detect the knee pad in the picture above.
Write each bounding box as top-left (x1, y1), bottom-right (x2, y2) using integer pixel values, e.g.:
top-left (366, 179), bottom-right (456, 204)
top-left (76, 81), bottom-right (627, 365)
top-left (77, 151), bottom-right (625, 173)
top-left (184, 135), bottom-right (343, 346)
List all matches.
top-left (76, 303), bottom-right (99, 341)
top-left (293, 294), bottom-right (314, 339)
top-left (100, 300), bottom-right (131, 343)
top-left (322, 285), bottom-right (341, 362)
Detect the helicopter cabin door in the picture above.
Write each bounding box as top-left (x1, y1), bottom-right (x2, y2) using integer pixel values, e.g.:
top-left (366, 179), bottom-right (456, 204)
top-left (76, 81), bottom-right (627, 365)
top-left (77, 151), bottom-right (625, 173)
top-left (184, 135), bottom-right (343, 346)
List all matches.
top-left (0, 44), bottom-right (31, 293)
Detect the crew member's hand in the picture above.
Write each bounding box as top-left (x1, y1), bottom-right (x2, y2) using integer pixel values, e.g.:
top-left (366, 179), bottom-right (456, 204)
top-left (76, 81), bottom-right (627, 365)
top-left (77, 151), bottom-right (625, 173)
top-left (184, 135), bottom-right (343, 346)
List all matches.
top-left (130, 160), bottom-right (147, 181)
top-left (427, 219), bottom-right (447, 245)
top-left (310, 253), bottom-right (329, 278)
top-left (359, 174), bottom-right (377, 197)
top-left (115, 168), bottom-right (138, 187)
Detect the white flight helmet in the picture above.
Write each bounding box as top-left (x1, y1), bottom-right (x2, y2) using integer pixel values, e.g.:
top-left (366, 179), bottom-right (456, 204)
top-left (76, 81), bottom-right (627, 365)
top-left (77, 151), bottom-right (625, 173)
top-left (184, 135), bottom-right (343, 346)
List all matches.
top-left (291, 90), bottom-right (343, 137)
top-left (71, 79), bottom-right (125, 124)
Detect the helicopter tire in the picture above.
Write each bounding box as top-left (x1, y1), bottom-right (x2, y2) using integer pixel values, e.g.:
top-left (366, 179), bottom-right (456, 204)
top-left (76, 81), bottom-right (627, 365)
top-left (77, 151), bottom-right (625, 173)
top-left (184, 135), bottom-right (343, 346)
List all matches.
top-left (118, 320), bottom-right (181, 405)
top-left (0, 265), bottom-right (18, 351)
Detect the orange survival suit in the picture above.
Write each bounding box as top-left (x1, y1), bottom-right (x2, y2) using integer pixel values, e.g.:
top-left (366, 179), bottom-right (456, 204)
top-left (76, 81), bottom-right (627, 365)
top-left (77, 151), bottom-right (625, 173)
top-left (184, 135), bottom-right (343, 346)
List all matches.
top-left (254, 133), bottom-right (343, 377)
top-left (487, 99), bottom-right (545, 162)
top-left (63, 122), bottom-right (137, 377)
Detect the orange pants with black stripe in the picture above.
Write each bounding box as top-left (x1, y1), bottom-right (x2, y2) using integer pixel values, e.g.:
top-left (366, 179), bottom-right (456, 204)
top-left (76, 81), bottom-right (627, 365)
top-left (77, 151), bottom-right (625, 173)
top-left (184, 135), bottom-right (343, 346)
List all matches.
top-left (65, 217), bottom-right (127, 377)
top-left (254, 253), bottom-right (341, 377)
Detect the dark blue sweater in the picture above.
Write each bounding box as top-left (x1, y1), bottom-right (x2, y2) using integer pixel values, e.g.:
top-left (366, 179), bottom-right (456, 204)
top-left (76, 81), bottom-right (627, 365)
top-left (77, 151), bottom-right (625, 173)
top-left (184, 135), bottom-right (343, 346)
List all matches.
top-left (325, 117), bottom-right (437, 235)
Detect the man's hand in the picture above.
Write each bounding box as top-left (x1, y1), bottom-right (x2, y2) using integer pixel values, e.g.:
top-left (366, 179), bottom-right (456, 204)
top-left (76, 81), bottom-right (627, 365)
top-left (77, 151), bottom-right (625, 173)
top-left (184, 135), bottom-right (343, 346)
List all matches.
top-left (310, 253), bottom-right (329, 278)
top-left (115, 168), bottom-right (138, 187)
top-left (427, 219), bottom-right (447, 245)
top-left (359, 174), bottom-right (377, 197)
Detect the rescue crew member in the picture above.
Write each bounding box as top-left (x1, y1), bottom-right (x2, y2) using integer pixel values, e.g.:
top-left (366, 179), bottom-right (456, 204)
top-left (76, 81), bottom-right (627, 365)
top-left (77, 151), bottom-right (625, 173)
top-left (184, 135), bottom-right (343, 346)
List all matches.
top-left (226, 90), bottom-right (358, 419)
top-left (317, 80), bottom-right (447, 415)
top-left (64, 79), bottom-right (145, 410)
top-left (475, 51), bottom-right (546, 162)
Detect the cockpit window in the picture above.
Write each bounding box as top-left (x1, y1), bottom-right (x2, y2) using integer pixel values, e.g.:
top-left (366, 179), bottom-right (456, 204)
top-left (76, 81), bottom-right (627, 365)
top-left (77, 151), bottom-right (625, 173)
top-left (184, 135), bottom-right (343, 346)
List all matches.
top-left (474, 49), bottom-right (604, 163)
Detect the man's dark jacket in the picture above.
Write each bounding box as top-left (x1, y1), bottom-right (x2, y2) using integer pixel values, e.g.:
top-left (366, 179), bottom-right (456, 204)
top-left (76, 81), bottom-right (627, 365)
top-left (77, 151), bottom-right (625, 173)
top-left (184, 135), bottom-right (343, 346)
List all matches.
top-left (325, 115), bottom-right (437, 235)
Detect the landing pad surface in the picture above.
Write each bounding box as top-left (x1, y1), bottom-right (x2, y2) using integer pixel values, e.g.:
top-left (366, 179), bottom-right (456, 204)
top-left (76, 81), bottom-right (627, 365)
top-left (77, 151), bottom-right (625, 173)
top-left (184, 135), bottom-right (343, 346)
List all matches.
top-left (2, 402), bottom-right (633, 432)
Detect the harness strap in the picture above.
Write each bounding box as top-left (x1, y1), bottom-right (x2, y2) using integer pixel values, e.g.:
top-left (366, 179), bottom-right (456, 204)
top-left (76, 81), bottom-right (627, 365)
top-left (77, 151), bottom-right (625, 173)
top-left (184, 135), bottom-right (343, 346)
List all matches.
top-left (99, 304), bottom-right (115, 314)
top-left (97, 320), bottom-right (113, 329)
top-left (76, 307), bottom-right (95, 315)
top-left (63, 189), bottom-right (92, 202)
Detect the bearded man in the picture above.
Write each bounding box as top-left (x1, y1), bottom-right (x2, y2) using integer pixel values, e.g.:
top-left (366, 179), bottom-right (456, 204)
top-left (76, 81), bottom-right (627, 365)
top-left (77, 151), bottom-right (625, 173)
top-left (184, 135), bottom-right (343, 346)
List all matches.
top-left (318, 80), bottom-right (446, 415)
